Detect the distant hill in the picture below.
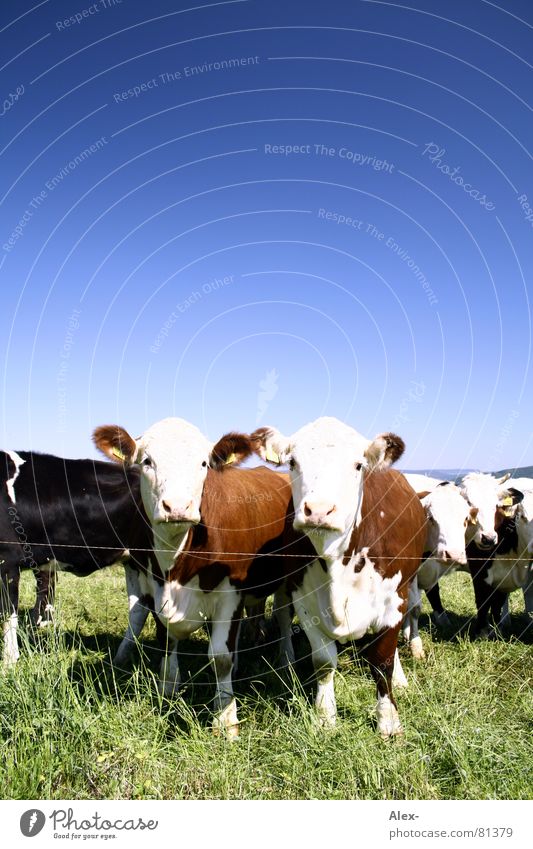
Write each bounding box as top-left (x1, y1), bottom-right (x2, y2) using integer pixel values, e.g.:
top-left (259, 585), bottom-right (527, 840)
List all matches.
top-left (402, 466), bottom-right (533, 482)
top-left (494, 465), bottom-right (533, 479)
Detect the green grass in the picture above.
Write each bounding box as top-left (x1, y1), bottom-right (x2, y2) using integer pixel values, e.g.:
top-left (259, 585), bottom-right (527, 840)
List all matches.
top-left (1, 569), bottom-right (531, 800)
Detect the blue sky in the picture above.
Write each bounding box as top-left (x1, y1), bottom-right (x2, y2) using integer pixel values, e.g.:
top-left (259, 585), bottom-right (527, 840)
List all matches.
top-left (1, 0), bottom-right (532, 470)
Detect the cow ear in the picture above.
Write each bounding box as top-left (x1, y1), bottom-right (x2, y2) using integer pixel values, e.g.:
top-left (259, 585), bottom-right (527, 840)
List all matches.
top-left (499, 487), bottom-right (524, 507)
top-left (250, 427), bottom-right (290, 465)
top-left (365, 432), bottom-right (405, 469)
top-left (210, 432), bottom-right (253, 471)
top-left (93, 425), bottom-right (138, 464)
top-left (416, 490), bottom-right (431, 500)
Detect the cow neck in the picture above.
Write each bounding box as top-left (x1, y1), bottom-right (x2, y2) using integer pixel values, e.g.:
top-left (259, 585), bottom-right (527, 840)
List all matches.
top-left (311, 471), bottom-right (367, 569)
top-left (151, 523), bottom-right (192, 575)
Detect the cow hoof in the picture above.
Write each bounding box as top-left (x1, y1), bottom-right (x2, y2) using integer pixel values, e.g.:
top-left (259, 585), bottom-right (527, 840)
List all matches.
top-left (431, 611), bottom-right (450, 629)
top-left (212, 722), bottom-right (240, 741)
top-left (409, 636), bottom-right (426, 660)
top-left (157, 680), bottom-right (181, 699)
top-left (317, 711), bottom-right (337, 729)
top-left (277, 649), bottom-right (296, 669)
top-left (474, 626), bottom-right (497, 641)
top-left (380, 725), bottom-right (404, 741)
top-left (376, 696), bottom-right (403, 739)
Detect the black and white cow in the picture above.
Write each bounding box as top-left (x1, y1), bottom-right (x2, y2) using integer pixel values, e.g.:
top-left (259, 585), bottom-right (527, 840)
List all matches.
top-left (0, 450), bottom-right (154, 667)
top-left (469, 478), bottom-right (533, 635)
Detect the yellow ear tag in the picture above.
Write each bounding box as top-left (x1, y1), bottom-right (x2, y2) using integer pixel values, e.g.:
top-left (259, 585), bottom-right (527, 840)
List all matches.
top-left (111, 446), bottom-right (126, 461)
top-left (501, 496), bottom-right (513, 507)
top-left (224, 453), bottom-right (237, 465)
top-left (264, 447), bottom-right (281, 464)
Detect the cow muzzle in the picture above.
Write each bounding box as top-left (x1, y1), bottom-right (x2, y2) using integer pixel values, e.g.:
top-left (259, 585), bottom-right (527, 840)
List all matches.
top-left (293, 500), bottom-right (341, 532)
top-left (154, 499), bottom-right (200, 525)
top-left (436, 548), bottom-right (467, 566)
top-left (477, 532), bottom-right (497, 550)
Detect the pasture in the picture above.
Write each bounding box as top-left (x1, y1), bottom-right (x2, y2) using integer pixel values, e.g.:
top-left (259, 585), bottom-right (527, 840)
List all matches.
top-left (1, 568), bottom-right (531, 800)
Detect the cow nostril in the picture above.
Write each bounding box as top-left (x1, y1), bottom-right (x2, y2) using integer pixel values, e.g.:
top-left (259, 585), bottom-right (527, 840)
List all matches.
top-left (326, 505), bottom-right (336, 516)
top-left (162, 500), bottom-right (172, 514)
top-left (304, 503), bottom-right (312, 517)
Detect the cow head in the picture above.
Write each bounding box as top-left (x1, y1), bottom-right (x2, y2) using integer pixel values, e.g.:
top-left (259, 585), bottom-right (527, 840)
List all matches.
top-left (252, 417), bottom-right (404, 558)
top-left (460, 472), bottom-right (524, 549)
top-left (419, 482), bottom-right (469, 565)
top-left (93, 418), bottom-right (251, 532)
top-left (514, 491), bottom-right (533, 556)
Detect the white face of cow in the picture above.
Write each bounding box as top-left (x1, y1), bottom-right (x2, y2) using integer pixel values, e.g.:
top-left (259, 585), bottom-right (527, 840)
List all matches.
top-left (253, 417), bottom-right (405, 559)
top-left (461, 472), bottom-right (521, 549)
top-left (422, 483), bottom-right (469, 565)
top-left (133, 418), bottom-right (212, 526)
top-left (93, 419), bottom-right (252, 537)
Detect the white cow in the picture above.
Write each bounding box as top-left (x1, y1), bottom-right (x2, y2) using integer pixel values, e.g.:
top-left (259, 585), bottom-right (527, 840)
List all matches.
top-left (402, 477), bottom-right (470, 658)
top-left (251, 418), bottom-right (427, 739)
top-left (461, 472), bottom-right (514, 549)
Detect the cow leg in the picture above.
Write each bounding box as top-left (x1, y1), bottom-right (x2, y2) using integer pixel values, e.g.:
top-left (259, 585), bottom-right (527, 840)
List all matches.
top-left (404, 577), bottom-right (425, 660)
top-left (365, 628), bottom-right (403, 739)
top-left (113, 565), bottom-right (151, 669)
top-left (209, 597), bottom-right (243, 739)
top-left (499, 595), bottom-right (511, 629)
top-left (392, 649), bottom-right (408, 689)
top-left (273, 586), bottom-right (295, 666)
top-left (426, 582), bottom-right (450, 628)
top-left (1, 564), bottom-right (21, 667)
top-left (300, 619), bottom-right (338, 726)
top-left (31, 569), bottom-right (56, 628)
top-left (489, 588), bottom-right (507, 633)
top-left (242, 598), bottom-right (268, 646)
top-left (524, 572), bottom-right (533, 619)
top-left (469, 560), bottom-right (494, 637)
top-left (158, 639), bottom-right (180, 697)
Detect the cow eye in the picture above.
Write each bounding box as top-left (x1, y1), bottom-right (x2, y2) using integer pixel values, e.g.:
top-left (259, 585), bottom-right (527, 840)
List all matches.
top-left (202, 460), bottom-right (207, 467)
top-left (142, 457), bottom-right (152, 467)
top-left (355, 462), bottom-right (363, 472)
top-left (289, 458), bottom-right (296, 470)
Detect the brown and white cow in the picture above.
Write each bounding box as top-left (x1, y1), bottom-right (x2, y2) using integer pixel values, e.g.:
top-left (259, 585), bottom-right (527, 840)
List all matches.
top-left (93, 418), bottom-right (314, 737)
top-left (250, 417), bottom-right (426, 738)
top-left (402, 476), bottom-right (470, 658)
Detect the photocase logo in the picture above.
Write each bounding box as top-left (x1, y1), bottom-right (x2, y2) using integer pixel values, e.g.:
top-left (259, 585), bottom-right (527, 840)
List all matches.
top-left (20, 810), bottom-right (46, 837)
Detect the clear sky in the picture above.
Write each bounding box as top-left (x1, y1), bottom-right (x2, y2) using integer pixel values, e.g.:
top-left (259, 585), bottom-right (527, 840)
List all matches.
top-left (1, 0), bottom-right (532, 471)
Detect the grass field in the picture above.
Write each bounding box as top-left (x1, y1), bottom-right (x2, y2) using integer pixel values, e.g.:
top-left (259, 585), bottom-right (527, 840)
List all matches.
top-left (1, 568), bottom-right (531, 800)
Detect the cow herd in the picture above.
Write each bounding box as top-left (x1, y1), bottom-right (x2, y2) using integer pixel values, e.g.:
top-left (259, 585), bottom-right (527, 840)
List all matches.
top-left (1, 416), bottom-right (532, 740)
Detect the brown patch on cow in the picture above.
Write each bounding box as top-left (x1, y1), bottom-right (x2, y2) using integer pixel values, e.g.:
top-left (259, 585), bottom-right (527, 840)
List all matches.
top-left (210, 432), bottom-right (254, 470)
top-left (93, 425), bottom-right (137, 464)
top-left (415, 490), bottom-right (431, 500)
top-left (347, 468), bottom-right (426, 595)
top-left (168, 466), bottom-right (315, 595)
